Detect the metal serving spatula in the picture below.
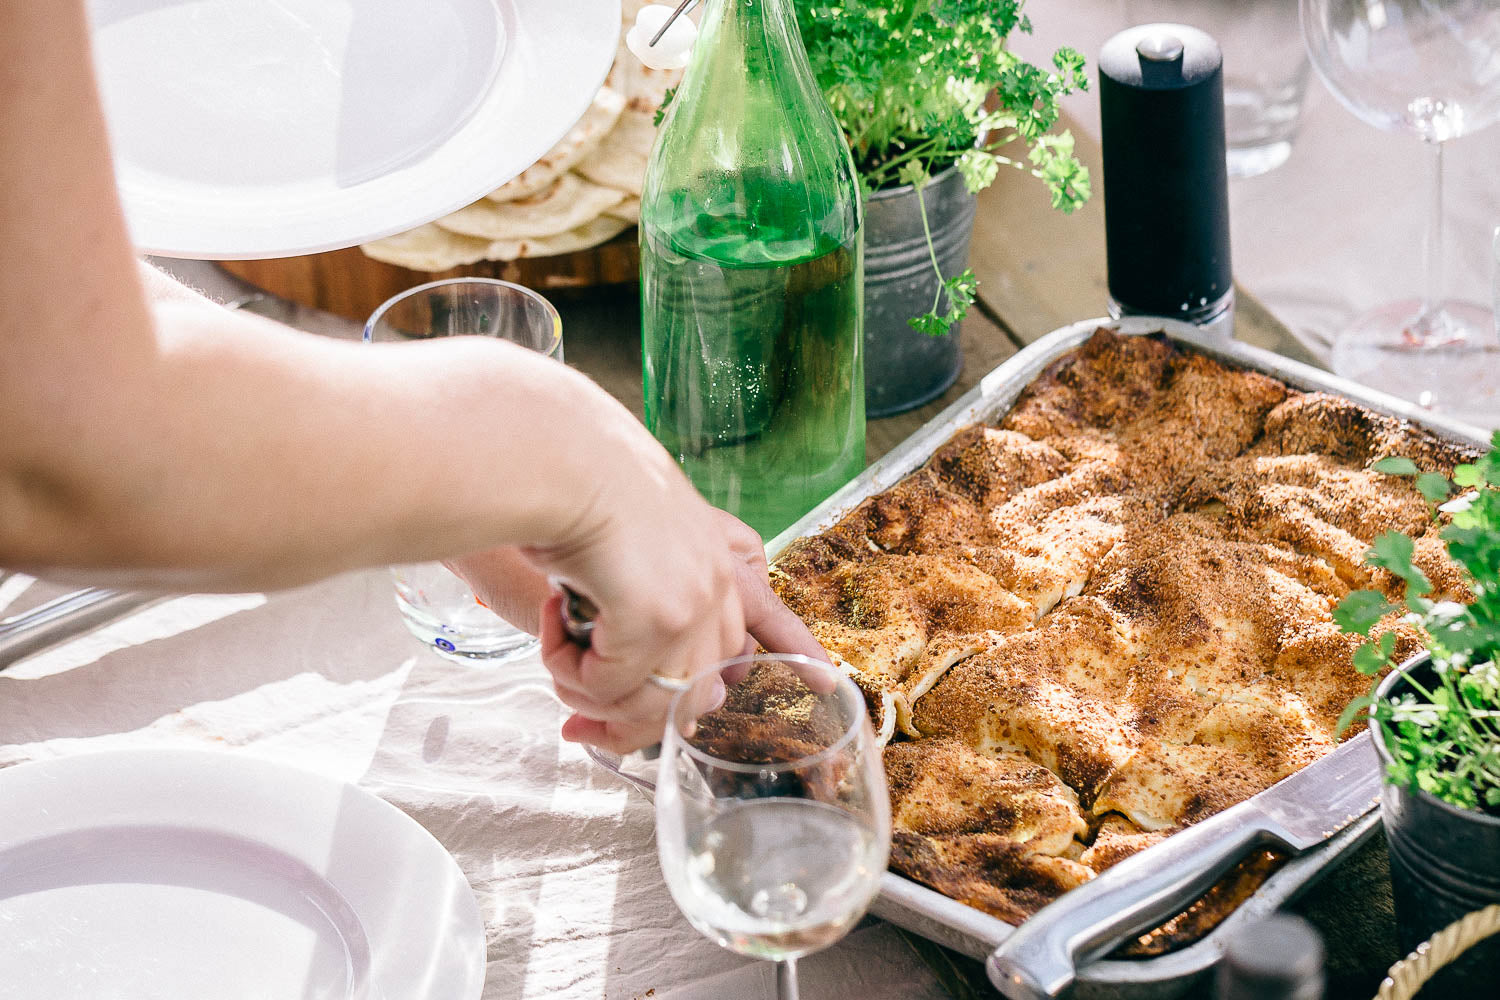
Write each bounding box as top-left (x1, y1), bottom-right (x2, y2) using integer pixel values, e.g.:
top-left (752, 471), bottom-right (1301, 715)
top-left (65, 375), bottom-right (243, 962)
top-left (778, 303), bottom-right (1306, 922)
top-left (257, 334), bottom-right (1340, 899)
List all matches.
top-left (987, 731), bottom-right (1382, 1000)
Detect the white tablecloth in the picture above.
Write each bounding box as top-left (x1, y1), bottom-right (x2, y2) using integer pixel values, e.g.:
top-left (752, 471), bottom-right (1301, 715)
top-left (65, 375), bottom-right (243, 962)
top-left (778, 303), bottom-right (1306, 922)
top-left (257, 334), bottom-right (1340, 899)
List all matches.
top-left (0, 573), bottom-right (952, 1000)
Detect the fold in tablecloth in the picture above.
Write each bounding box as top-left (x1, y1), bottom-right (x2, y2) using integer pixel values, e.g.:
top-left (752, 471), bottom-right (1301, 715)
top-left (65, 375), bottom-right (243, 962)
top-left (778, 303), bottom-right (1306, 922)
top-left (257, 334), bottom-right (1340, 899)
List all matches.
top-left (0, 570), bottom-right (950, 1000)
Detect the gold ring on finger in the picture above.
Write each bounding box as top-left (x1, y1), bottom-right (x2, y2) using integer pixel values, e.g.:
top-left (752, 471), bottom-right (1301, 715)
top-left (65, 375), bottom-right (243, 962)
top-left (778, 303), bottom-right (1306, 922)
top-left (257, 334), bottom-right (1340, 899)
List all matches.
top-left (647, 671), bottom-right (693, 693)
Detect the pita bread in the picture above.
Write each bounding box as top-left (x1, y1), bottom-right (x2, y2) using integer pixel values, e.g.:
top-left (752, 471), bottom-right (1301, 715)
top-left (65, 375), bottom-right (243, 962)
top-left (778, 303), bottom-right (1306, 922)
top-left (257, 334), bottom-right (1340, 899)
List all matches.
top-left (484, 85), bottom-right (627, 204)
top-left (606, 41), bottom-right (682, 114)
top-left (485, 215), bottom-right (633, 262)
top-left (608, 0), bottom-right (693, 112)
top-left (359, 223), bottom-right (492, 271)
top-left (604, 195), bottom-right (641, 222)
top-left (575, 109), bottom-right (657, 196)
top-left (438, 173), bottom-right (627, 240)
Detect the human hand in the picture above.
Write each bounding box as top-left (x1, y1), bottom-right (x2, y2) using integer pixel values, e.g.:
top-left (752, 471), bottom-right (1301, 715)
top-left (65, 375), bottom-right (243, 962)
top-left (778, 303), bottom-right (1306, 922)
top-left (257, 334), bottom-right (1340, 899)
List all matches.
top-left (526, 429), bottom-right (745, 752)
top-left (537, 505), bottom-right (833, 751)
top-left (451, 509), bottom-right (826, 655)
top-left (449, 428), bottom-right (827, 753)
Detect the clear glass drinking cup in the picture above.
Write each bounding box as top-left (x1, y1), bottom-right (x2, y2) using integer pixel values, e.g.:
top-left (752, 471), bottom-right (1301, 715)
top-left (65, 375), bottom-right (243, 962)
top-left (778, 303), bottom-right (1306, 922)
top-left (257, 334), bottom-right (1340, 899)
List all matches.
top-left (363, 278), bottom-right (563, 662)
top-left (655, 654), bottom-right (891, 1000)
top-left (1123, 0), bottom-right (1311, 177)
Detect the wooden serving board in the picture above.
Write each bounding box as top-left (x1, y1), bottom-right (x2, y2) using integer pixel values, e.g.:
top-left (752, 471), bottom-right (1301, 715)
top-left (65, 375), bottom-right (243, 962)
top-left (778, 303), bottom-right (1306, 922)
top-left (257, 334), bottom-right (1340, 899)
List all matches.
top-left (218, 228), bottom-right (641, 324)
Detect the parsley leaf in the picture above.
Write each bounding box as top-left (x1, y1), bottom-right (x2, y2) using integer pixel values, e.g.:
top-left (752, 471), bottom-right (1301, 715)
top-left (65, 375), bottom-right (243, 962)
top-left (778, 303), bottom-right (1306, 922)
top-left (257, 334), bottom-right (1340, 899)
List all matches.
top-left (793, 1), bottom-right (1090, 331)
top-left (1334, 590), bottom-right (1394, 636)
top-left (1368, 531), bottom-right (1432, 595)
top-left (1336, 451), bottom-right (1500, 813)
top-left (1416, 472), bottom-right (1454, 504)
top-left (1373, 456), bottom-right (1420, 476)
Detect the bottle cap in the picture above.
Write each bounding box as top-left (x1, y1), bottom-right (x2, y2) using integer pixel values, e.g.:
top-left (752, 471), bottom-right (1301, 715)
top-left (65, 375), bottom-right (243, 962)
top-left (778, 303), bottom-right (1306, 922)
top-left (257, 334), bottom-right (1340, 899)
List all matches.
top-left (1217, 914), bottom-right (1325, 1000)
top-left (1099, 23), bottom-right (1232, 324)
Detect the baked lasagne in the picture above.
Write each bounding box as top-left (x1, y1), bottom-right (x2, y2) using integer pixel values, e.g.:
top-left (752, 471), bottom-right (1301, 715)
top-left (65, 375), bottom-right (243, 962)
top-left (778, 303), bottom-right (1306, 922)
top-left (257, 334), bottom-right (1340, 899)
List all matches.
top-left (769, 329), bottom-right (1475, 938)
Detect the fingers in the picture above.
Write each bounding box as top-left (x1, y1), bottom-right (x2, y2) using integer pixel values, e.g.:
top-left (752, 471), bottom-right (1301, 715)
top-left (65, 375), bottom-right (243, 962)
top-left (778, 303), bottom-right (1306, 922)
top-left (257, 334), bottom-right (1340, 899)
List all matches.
top-left (557, 669), bottom-right (727, 754)
top-left (712, 509), bottom-right (834, 692)
top-left (445, 546), bottom-right (550, 636)
top-left (542, 590), bottom-right (731, 753)
top-left (714, 507), bottom-right (827, 661)
top-left (714, 507), bottom-right (767, 562)
top-left (538, 591), bottom-right (582, 676)
top-left (739, 568), bottom-right (828, 662)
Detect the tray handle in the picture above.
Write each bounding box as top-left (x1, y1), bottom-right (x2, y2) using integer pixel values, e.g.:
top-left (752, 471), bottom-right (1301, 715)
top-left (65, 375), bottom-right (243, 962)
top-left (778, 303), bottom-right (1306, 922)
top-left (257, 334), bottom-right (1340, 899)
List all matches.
top-left (986, 806), bottom-right (1275, 999)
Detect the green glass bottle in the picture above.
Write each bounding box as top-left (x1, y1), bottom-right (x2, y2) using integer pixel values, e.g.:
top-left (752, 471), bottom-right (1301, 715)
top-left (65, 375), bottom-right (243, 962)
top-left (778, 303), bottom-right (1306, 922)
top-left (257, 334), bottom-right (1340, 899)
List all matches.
top-left (640, 0), bottom-right (865, 542)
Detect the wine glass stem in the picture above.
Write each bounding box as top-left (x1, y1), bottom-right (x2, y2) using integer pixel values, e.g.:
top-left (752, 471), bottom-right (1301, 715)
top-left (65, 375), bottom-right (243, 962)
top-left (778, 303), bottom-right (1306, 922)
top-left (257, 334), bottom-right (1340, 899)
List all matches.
top-left (1421, 139), bottom-right (1447, 329)
top-left (776, 957), bottom-right (800, 1000)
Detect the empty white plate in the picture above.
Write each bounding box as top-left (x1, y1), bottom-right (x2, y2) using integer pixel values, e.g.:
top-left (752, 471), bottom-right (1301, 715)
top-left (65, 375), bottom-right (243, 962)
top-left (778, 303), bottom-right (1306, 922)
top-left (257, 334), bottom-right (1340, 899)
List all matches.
top-left (0, 749), bottom-right (486, 1000)
top-left (88, 0), bottom-right (620, 258)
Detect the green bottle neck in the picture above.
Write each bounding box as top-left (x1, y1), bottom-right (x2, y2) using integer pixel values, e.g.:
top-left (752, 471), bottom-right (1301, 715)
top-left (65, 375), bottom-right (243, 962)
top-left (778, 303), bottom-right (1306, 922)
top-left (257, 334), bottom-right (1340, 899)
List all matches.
top-left (678, 0), bottom-right (823, 122)
top-left (696, 0), bottom-right (802, 70)
top-left (642, 0), bottom-right (861, 265)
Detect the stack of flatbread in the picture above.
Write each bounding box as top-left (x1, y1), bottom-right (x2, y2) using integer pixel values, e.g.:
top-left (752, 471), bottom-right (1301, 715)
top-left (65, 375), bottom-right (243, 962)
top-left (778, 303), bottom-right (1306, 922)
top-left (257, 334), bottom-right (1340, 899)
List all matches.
top-left (361, 1), bottom-right (678, 272)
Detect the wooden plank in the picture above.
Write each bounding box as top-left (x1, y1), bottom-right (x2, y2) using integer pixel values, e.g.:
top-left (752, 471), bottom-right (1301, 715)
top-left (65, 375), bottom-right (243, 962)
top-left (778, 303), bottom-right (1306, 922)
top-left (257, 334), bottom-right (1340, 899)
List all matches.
top-left (219, 233), bottom-right (640, 326)
top-left (968, 112), bottom-right (1320, 367)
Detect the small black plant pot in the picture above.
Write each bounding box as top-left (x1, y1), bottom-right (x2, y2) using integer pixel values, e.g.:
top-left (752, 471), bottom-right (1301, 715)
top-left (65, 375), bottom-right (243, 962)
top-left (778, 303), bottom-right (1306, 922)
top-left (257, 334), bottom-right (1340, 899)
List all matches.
top-left (1372, 653), bottom-right (1500, 994)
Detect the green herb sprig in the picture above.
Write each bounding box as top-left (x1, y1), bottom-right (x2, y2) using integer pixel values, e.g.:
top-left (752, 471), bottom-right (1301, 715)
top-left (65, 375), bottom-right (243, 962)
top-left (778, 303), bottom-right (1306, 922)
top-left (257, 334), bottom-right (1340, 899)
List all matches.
top-left (1333, 439), bottom-right (1500, 813)
top-left (796, 0), bottom-right (1090, 337)
top-left (658, 2), bottom-right (1091, 337)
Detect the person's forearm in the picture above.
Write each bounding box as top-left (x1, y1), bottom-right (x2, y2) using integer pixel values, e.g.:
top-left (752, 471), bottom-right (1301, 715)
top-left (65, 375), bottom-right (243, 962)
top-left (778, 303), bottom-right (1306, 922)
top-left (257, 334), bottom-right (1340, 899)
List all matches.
top-left (0, 1), bottom-right (633, 592)
top-left (2, 293), bottom-right (639, 591)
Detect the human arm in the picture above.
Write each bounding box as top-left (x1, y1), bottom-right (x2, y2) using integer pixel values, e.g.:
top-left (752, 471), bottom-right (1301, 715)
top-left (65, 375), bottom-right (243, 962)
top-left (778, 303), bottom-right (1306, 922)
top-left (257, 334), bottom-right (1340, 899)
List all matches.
top-left (0, 0), bottom-right (750, 749)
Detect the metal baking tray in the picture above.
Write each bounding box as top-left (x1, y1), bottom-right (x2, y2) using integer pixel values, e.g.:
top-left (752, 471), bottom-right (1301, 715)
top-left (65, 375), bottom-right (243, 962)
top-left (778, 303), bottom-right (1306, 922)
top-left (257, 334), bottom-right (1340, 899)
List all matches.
top-left (595, 316), bottom-right (1490, 997)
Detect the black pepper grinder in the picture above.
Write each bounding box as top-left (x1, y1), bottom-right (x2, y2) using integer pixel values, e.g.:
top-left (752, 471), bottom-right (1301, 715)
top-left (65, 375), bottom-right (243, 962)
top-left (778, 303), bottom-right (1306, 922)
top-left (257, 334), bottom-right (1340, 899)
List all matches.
top-left (1099, 24), bottom-right (1234, 332)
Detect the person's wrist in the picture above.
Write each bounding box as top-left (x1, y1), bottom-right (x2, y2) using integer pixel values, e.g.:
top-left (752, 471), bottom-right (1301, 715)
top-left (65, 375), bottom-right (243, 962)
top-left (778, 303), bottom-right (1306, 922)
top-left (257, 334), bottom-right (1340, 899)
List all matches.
top-left (512, 364), bottom-right (643, 563)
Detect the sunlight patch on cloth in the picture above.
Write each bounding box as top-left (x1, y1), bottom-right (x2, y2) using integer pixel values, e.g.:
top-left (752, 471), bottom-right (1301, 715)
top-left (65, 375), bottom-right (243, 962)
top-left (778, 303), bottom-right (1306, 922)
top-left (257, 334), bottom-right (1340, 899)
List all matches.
top-left (0, 573), bottom-right (36, 615)
top-left (4, 593), bottom-right (267, 679)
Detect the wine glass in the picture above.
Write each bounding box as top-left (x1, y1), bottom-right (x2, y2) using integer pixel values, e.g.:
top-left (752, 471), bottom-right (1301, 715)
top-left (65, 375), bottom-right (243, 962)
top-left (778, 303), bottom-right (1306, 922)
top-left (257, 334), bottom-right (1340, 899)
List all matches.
top-left (1301, 0), bottom-right (1500, 422)
top-left (655, 654), bottom-right (891, 1000)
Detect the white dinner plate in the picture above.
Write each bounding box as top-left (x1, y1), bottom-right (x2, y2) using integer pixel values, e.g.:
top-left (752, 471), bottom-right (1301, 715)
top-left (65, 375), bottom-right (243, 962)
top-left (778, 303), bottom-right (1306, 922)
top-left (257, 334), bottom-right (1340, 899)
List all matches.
top-left (0, 749), bottom-right (486, 1000)
top-left (88, 0), bottom-right (621, 259)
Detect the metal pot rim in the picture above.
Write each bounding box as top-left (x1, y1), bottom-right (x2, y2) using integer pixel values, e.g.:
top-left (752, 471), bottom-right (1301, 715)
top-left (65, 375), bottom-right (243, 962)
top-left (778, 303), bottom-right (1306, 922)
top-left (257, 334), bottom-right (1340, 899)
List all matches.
top-left (865, 162), bottom-right (964, 203)
top-left (1369, 650), bottom-right (1500, 827)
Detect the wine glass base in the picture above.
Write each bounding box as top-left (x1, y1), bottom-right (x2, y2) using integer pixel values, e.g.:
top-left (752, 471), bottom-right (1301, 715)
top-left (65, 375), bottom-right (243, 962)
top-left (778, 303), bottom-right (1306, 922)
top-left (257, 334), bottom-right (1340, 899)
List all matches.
top-left (1329, 299), bottom-right (1500, 429)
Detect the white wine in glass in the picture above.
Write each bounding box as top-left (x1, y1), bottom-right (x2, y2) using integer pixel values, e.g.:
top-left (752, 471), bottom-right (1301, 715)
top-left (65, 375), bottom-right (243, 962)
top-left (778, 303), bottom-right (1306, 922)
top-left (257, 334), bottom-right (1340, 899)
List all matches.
top-left (1301, 0), bottom-right (1500, 423)
top-left (656, 654), bottom-right (891, 999)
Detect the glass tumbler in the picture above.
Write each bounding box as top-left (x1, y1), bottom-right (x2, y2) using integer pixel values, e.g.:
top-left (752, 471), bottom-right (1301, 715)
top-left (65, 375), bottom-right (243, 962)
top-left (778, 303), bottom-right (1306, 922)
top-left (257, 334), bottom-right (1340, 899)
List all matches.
top-left (363, 278), bottom-right (563, 662)
top-left (1122, 0), bottom-right (1311, 177)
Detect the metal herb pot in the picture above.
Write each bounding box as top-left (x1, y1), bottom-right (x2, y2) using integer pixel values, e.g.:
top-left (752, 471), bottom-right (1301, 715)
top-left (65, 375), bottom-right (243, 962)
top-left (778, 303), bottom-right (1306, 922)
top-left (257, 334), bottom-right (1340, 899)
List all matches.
top-left (862, 165), bottom-right (977, 418)
top-left (1372, 653), bottom-right (1500, 994)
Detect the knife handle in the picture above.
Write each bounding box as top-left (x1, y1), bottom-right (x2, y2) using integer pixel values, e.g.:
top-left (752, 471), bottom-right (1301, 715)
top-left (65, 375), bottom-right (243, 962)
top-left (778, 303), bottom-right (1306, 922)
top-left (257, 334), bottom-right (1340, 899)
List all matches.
top-left (987, 806), bottom-right (1278, 999)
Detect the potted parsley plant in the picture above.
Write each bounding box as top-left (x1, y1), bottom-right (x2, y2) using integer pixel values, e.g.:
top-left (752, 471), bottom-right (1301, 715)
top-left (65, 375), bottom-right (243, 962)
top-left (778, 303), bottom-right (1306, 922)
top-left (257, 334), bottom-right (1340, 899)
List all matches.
top-left (796, 0), bottom-right (1090, 416)
top-left (1334, 443), bottom-right (1500, 993)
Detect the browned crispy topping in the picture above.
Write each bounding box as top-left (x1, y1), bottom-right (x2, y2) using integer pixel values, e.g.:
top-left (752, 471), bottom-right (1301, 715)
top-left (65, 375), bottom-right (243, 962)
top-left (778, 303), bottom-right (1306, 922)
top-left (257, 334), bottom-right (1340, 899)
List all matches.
top-left (767, 328), bottom-right (1480, 950)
